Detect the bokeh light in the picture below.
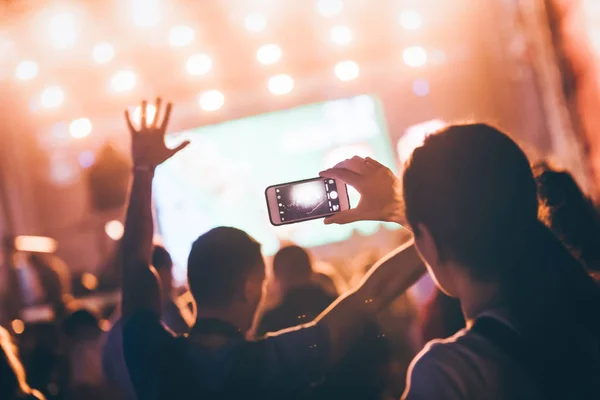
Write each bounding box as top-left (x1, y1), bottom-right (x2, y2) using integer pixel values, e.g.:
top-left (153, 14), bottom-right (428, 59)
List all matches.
top-left (110, 70), bottom-right (136, 93)
top-left (245, 12), bottom-right (267, 32)
top-left (268, 74), bottom-right (294, 95)
top-left (330, 26), bottom-right (353, 45)
top-left (132, 0), bottom-right (160, 27)
top-left (69, 118), bottom-right (92, 138)
top-left (412, 78), bottom-right (430, 96)
top-left (105, 220), bottom-right (124, 240)
top-left (169, 25), bottom-right (195, 47)
top-left (186, 53), bottom-right (212, 76)
top-left (15, 60), bottom-right (38, 81)
top-left (81, 272), bottom-right (99, 291)
top-left (40, 86), bottom-right (65, 108)
top-left (78, 151), bottom-right (95, 168)
top-left (403, 46), bottom-right (427, 67)
top-left (256, 44), bottom-right (282, 65)
top-left (198, 90), bottom-right (225, 111)
top-left (399, 10), bottom-right (422, 30)
top-left (92, 42), bottom-right (115, 64)
top-left (334, 60), bottom-right (359, 81)
top-left (11, 319), bottom-right (24, 335)
top-left (317, 0), bottom-right (343, 17)
top-left (49, 12), bottom-right (76, 48)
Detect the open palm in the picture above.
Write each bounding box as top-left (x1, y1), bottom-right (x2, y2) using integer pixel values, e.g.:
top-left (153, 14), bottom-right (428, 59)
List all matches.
top-left (125, 98), bottom-right (189, 169)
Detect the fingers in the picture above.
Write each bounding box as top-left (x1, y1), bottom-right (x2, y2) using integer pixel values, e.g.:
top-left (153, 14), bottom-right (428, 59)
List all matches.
top-left (152, 98), bottom-right (162, 128)
top-left (124, 109), bottom-right (136, 134)
top-left (324, 209), bottom-right (363, 225)
top-left (169, 140), bottom-right (190, 157)
top-left (160, 102), bottom-right (173, 132)
top-left (365, 157), bottom-right (385, 169)
top-left (319, 167), bottom-right (362, 187)
top-left (141, 100), bottom-right (148, 129)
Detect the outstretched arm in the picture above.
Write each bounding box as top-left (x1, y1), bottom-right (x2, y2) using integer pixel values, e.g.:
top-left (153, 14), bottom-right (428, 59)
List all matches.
top-left (315, 157), bottom-right (426, 363)
top-left (120, 99), bottom-right (189, 318)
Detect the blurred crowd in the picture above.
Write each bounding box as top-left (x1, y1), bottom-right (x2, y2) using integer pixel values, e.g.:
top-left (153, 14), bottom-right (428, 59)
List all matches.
top-left (2, 101), bottom-right (600, 400)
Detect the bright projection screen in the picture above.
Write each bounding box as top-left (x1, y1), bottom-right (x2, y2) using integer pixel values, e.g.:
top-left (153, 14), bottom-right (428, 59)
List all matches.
top-left (154, 95), bottom-right (398, 282)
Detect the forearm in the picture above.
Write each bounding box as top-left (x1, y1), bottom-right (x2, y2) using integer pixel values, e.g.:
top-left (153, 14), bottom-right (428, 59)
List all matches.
top-left (121, 169), bottom-right (160, 316)
top-left (315, 238), bottom-right (426, 363)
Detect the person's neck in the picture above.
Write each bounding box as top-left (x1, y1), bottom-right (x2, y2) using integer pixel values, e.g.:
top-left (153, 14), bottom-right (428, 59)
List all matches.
top-left (194, 308), bottom-right (248, 332)
top-left (453, 269), bottom-right (503, 322)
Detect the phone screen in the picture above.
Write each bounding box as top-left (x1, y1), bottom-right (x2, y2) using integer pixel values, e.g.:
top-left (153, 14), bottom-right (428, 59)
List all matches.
top-left (275, 178), bottom-right (342, 223)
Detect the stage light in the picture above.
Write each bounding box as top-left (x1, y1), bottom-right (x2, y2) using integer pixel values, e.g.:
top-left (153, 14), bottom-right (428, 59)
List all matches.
top-left (403, 46), bottom-right (427, 67)
top-left (335, 60), bottom-right (359, 81)
top-left (412, 79), bottom-right (430, 96)
top-left (105, 220), bottom-right (124, 240)
top-left (15, 60), bottom-right (38, 81)
top-left (268, 74), bottom-right (294, 95)
top-left (330, 25), bottom-right (353, 45)
top-left (92, 43), bottom-right (115, 64)
top-left (110, 70), bottom-right (136, 93)
top-left (399, 10), bottom-right (422, 30)
top-left (132, 104), bottom-right (157, 127)
top-left (186, 53), bottom-right (212, 76)
top-left (69, 118), bottom-right (92, 138)
top-left (256, 44), bottom-right (282, 65)
top-left (49, 12), bottom-right (76, 49)
top-left (317, 0), bottom-right (343, 17)
top-left (11, 319), bottom-right (24, 335)
top-left (40, 86), bottom-right (64, 109)
top-left (132, 0), bottom-right (160, 27)
top-left (292, 181), bottom-right (325, 206)
top-left (14, 236), bottom-right (58, 253)
top-left (169, 25), bottom-right (194, 47)
top-left (198, 90), bottom-right (225, 111)
top-left (78, 151), bottom-right (95, 168)
top-left (81, 272), bottom-right (98, 291)
top-left (245, 12), bottom-right (267, 32)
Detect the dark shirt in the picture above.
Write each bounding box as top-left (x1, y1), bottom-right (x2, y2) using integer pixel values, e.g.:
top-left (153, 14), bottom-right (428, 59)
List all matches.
top-left (122, 311), bottom-right (330, 400)
top-left (257, 284), bottom-right (337, 337)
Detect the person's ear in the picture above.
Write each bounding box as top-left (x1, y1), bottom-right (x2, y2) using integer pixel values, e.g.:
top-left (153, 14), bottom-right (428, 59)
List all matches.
top-left (414, 223), bottom-right (441, 268)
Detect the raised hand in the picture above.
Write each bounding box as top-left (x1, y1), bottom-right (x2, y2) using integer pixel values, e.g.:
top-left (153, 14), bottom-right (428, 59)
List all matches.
top-left (125, 98), bottom-right (190, 170)
top-left (319, 156), bottom-right (405, 225)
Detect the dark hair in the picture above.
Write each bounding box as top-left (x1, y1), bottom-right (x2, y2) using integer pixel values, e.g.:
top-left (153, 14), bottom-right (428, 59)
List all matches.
top-left (62, 309), bottom-right (101, 340)
top-left (273, 246), bottom-right (313, 286)
top-left (187, 227), bottom-right (263, 308)
top-left (403, 123), bottom-right (600, 393)
top-left (152, 245), bottom-right (173, 271)
top-left (535, 164), bottom-right (600, 271)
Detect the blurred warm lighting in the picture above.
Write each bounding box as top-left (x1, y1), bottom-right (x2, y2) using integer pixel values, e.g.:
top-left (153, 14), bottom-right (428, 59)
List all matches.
top-left (256, 44), bottom-right (282, 65)
top-left (49, 12), bottom-right (76, 49)
top-left (330, 26), bottom-right (353, 46)
top-left (81, 272), bottom-right (98, 291)
top-left (69, 118), bottom-right (92, 138)
top-left (317, 0), bottom-right (343, 17)
top-left (334, 60), bottom-right (359, 81)
top-left (186, 53), bottom-right (212, 76)
top-left (110, 70), bottom-right (136, 93)
top-left (169, 25), bottom-right (194, 47)
top-left (412, 78), bottom-right (430, 96)
top-left (198, 90), bottom-right (225, 111)
top-left (15, 60), bottom-right (38, 81)
top-left (268, 74), bottom-right (294, 95)
top-left (11, 319), bottom-right (24, 335)
top-left (105, 220), bottom-right (124, 240)
top-left (92, 42), bottom-right (115, 64)
top-left (133, 104), bottom-right (157, 127)
top-left (99, 319), bottom-right (111, 332)
top-left (14, 236), bottom-right (58, 253)
top-left (245, 12), bottom-right (267, 32)
top-left (403, 46), bottom-right (427, 67)
top-left (132, 0), bottom-right (160, 27)
top-left (398, 119), bottom-right (446, 163)
top-left (399, 10), bottom-right (422, 30)
top-left (40, 86), bottom-right (64, 109)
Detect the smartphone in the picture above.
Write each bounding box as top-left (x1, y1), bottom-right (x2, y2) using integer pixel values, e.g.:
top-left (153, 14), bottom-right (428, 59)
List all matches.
top-left (265, 177), bottom-right (351, 226)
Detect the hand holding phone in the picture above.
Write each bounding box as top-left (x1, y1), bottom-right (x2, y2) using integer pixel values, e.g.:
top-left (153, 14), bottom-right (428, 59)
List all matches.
top-left (265, 177), bottom-right (350, 226)
top-left (319, 156), bottom-right (405, 225)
